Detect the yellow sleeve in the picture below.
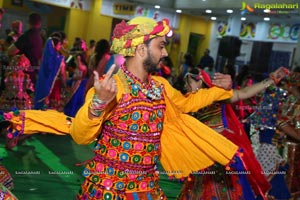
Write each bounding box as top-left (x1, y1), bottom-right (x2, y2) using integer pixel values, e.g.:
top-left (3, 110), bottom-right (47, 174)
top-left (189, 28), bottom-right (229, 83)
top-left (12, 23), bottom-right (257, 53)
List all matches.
top-left (153, 76), bottom-right (233, 113)
top-left (70, 74), bottom-right (123, 145)
top-left (2, 110), bottom-right (72, 136)
top-left (70, 88), bottom-right (116, 145)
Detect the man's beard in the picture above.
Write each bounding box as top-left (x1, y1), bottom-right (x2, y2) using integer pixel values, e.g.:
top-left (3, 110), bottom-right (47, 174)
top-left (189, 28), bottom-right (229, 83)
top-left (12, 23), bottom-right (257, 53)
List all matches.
top-left (143, 50), bottom-right (160, 73)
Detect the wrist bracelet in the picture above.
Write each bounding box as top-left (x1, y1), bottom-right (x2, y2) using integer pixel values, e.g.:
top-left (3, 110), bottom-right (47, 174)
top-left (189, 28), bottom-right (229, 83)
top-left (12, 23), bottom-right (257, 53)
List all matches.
top-left (89, 102), bottom-right (106, 117)
top-left (90, 102), bottom-right (107, 110)
top-left (295, 121), bottom-right (300, 130)
top-left (91, 94), bottom-right (107, 108)
top-left (262, 78), bottom-right (273, 89)
top-left (89, 105), bottom-right (104, 117)
top-left (89, 94), bottom-right (107, 117)
top-left (92, 94), bottom-right (106, 104)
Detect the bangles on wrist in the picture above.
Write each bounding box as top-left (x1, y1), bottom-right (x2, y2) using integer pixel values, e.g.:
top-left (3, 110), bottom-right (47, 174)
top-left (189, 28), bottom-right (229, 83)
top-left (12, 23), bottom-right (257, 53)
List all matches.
top-left (295, 121), bottom-right (300, 130)
top-left (262, 78), bottom-right (274, 89)
top-left (89, 94), bottom-right (107, 117)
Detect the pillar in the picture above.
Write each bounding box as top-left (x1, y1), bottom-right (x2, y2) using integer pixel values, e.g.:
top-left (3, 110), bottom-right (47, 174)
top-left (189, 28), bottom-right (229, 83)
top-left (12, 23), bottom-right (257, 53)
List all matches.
top-left (292, 28), bottom-right (300, 71)
top-left (226, 14), bottom-right (242, 37)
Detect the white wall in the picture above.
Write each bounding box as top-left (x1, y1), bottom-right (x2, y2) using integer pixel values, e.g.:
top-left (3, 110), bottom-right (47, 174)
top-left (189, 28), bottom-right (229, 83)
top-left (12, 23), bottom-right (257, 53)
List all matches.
top-left (208, 22), bottom-right (220, 63)
top-left (272, 42), bottom-right (296, 52)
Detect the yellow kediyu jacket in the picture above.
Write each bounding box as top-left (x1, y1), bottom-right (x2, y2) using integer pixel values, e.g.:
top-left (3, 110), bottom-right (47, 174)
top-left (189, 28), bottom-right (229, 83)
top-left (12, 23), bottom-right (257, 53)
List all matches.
top-left (5, 70), bottom-right (237, 178)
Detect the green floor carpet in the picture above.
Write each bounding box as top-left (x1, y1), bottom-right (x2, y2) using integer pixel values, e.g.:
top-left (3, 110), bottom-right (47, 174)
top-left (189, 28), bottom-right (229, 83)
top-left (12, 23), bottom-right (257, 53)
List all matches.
top-left (0, 134), bottom-right (183, 199)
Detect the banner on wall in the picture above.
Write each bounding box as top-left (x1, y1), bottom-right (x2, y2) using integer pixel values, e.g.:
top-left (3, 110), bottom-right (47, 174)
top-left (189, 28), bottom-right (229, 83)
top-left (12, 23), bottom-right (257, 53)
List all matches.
top-left (217, 21), bottom-right (256, 39)
top-left (240, 22), bottom-right (256, 38)
top-left (113, 3), bottom-right (136, 15)
top-left (217, 20), bottom-right (299, 43)
top-left (101, 0), bottom-right (179, 29)
top-left (135, 6), bottom-right (161, 20)
top-left (217, 21), bottom-right (228, 37)
top-left (268, 23), bottom-right (300, 41)
top-left (31, 0), bottom-right (91, 11)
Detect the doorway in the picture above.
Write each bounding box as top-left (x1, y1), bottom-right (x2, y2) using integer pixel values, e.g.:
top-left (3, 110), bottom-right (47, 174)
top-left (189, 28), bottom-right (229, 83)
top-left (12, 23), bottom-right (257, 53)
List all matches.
top-left (187, 33), bottom-right (204, 66)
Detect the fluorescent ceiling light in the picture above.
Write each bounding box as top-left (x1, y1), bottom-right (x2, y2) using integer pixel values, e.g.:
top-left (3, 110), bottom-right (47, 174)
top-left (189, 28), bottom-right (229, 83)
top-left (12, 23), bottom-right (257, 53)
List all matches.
top-left (211, 16), bottom-right (217, 20)
top-left (241, 17), bottom-right (246, 21)
top-left (176, 9), bottom-right (182, 13)
top-left (264, 17), bottom-right (270, 21)
top-left (205, 9), bottom-right (212, 13)
top-left (226, 9), bottom-right (233, 13)
top-left (154, 5), bottom-right (160, 9)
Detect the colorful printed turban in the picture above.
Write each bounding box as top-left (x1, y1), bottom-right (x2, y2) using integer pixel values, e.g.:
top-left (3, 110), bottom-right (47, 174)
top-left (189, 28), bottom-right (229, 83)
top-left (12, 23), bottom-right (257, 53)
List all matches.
top-left (111, 17), bottom-right (172, 56)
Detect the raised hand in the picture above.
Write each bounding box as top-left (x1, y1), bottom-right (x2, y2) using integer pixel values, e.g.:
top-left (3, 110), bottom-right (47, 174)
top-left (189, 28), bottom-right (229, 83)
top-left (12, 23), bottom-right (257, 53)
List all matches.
top-left (270, 66), bottom-right (290, 84)
top-left (93, 64), bottom-right (118, 103)
top-left (212, 72), bottom-right (232, 90)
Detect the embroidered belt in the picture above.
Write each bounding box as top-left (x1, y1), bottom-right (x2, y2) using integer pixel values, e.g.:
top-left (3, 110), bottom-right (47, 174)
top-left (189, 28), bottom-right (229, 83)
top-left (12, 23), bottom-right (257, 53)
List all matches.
top-left (94, 154), bottom-right (156, 173)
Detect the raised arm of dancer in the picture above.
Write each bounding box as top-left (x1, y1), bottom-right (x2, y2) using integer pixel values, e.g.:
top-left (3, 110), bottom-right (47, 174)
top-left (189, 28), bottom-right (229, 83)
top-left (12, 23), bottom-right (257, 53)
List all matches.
top-left (230, 67), bottom-right (288, 103)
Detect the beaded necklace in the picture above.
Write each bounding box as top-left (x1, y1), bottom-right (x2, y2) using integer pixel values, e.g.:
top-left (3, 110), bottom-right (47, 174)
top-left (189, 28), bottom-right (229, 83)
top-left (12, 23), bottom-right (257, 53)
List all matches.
top-left (120, 65), bottom-right (163, 100)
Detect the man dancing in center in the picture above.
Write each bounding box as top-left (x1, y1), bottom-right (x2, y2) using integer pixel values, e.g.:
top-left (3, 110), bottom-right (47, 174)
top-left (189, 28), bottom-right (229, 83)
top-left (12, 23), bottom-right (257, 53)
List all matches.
top-left (73, 16), bottom-right (245, 200)
top-left (2, 17), bottom-right (251, 199)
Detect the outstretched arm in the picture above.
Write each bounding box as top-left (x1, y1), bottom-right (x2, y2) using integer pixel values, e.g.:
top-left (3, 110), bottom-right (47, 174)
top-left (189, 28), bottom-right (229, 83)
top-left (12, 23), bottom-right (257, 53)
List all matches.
top-left (230, 78), bottom-right (274, 103)
top-left (153, 75), bottom-right (233, 113)
top-left (230, 67), bottom-right (288, 103)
